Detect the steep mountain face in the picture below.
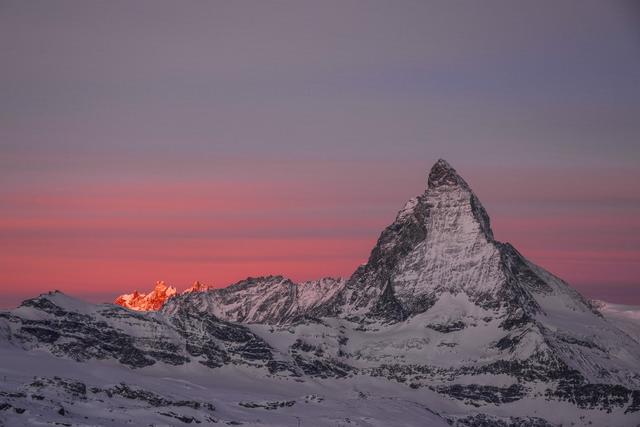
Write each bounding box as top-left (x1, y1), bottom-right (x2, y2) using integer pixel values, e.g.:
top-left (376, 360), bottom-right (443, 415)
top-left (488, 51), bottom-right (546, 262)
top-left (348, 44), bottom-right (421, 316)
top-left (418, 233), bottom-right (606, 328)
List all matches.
top-left (163, 276), bottom-right (346, 324)
top-left (114, 281), bottom-right (177, 311)
top-left (340, 159), bottom-right (539, 322)
top-left (2, 159), bottom-right (639, 426)
top-left (326, 159), bottom-right (640, 402)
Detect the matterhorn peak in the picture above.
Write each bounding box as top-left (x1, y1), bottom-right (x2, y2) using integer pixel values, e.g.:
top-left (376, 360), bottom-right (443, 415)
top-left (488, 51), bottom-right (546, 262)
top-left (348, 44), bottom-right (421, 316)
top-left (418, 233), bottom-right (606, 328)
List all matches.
top-left (427, 158), bottom-right (470, 190)
top-left (343, 159), bottom-right (497, 318)
top-left (426, 159), bottom-right (494, 240)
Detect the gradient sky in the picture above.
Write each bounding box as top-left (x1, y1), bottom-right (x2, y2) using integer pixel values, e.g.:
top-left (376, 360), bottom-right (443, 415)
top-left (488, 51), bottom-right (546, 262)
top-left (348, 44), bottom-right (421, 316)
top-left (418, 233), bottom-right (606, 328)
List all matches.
top-left (1, 1), bottom-right (639, 307)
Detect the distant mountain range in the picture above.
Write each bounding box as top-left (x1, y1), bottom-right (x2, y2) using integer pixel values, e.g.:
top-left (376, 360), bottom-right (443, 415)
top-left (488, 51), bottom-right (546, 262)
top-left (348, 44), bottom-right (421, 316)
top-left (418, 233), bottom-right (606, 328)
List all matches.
top-left (1, 160), bottom-right (639, 426)
top-left (114, 280), bottom-right (215, 311)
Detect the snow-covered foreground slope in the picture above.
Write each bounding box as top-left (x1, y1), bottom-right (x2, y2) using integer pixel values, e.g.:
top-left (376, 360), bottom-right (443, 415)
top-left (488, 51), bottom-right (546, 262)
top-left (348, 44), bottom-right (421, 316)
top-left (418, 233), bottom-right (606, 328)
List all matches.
top-left (2, 159), bottom-right (640, 426)
top-left (0, 317), bottom-right (635, 427)
top-left (1, 289), bottom-right (638, 425)
top-left (0, 345), bottom-right (453, 427)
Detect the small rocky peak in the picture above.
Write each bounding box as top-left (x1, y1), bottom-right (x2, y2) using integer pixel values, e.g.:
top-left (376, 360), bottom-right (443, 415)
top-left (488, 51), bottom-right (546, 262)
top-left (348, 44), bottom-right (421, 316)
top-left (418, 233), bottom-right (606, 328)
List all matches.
top-left (114, 281), bottom-right (177, 311)
top-left (427, 159), bottom-right (469, 190)
top-left (184, 281), bottom-right (213, 293)
top-left (152, 281), bottom-right (177, 298)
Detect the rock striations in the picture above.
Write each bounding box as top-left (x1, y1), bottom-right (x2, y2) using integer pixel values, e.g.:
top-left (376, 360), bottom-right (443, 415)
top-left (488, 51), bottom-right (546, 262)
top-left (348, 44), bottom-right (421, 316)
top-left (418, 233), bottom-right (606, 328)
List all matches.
top-left (2, 159), bottom-right (639, 426)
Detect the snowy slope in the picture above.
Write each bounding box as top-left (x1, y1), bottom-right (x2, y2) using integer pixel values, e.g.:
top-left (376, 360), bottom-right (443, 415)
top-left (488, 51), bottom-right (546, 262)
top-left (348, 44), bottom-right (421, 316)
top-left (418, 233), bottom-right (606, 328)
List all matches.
top-left (0, 345), bottom-right (453, 427)
top-left (0, 292), bottom-right (636, 426)
top-left (594, 300), bottom-right (640, 343)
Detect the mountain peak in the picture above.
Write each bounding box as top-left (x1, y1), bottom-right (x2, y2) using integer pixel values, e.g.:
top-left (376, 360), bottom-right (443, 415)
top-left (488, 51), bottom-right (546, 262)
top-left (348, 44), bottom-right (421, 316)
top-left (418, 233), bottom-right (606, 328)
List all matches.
top-left (427, 159), bottom-right (468, 189)
top-left (184, 281), bottom-right (213, 293)
top-left (115, 281), bottom-right (177, 311)
top-left (427, 158), bottom-right (493, 239)
top-left (153, 280), bottom-right (171, 291)
top-left (343, 159), bottom-right (497, 318)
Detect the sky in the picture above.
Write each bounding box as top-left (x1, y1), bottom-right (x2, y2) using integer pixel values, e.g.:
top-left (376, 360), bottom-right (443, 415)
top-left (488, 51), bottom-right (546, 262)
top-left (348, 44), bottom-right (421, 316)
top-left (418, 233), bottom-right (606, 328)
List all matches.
top-left (1, 0), bottom-right (639, 307)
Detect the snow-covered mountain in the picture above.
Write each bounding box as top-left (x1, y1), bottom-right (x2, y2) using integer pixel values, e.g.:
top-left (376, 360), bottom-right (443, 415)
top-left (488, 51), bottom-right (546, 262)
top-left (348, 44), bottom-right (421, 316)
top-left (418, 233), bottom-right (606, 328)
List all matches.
top-left (164, 276), bottom-right (346, 324)
top-left (1, 159), bottom-right (639, 426)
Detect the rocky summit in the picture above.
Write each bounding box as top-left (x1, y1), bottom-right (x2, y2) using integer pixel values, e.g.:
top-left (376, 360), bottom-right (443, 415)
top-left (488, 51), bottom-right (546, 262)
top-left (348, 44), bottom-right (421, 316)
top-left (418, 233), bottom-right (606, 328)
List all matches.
top-left (114, 280), bottom-right (216, 311)
top-left (1, 160), bottom-right (639, 427)
top-left (114, 280), bottom-right (178, 311)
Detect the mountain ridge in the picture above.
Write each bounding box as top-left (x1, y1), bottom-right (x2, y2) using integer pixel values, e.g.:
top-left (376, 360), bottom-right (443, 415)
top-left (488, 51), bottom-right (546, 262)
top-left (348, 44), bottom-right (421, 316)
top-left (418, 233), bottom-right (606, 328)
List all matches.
top-left (2, 159), bottom-right (639, 426)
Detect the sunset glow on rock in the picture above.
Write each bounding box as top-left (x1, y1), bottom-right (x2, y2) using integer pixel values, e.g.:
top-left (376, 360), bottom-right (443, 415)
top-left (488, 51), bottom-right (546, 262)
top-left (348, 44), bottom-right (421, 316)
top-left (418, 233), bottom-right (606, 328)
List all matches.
top-left (114, 280), bottom-right (216, 311)
top-left (114, 281), bottom-right (177, 311)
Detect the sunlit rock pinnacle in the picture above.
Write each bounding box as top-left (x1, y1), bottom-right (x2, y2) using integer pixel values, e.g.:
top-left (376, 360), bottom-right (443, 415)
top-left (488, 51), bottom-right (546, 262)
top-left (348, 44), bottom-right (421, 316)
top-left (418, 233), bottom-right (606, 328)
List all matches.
top-left (115, 280), bottom-right (177, 311)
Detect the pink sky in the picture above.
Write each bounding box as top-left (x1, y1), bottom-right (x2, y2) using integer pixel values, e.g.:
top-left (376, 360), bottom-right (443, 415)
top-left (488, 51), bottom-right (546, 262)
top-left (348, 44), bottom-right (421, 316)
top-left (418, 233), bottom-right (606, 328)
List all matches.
top-left (1, 162), bottom-right (638, 307)
top-left (1, 1), bottom-right (639, 306)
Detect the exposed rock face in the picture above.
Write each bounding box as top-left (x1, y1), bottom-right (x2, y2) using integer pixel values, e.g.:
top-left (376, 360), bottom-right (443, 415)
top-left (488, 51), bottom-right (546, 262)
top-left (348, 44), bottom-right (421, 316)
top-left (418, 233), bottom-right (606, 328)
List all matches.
top-left (163, 276), bottom-right (346, 324)
top-left (114, 280), bottom-right (214, 311)
top-left (183, 280), bottom-right (214, 293)
top-left (340, 159), bottom-right (535, 321)
top-left (114, 281), bottom-right (177, 311)
top-left (336, 160), bottom-right (640, 393)
top-left (116, 276), bottom-right (347, 322)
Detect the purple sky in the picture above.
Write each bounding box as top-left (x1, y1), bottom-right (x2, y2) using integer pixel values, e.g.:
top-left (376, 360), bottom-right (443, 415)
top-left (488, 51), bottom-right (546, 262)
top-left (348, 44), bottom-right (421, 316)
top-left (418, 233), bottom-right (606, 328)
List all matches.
top-left (1, 1), bottom-right (639, 307)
